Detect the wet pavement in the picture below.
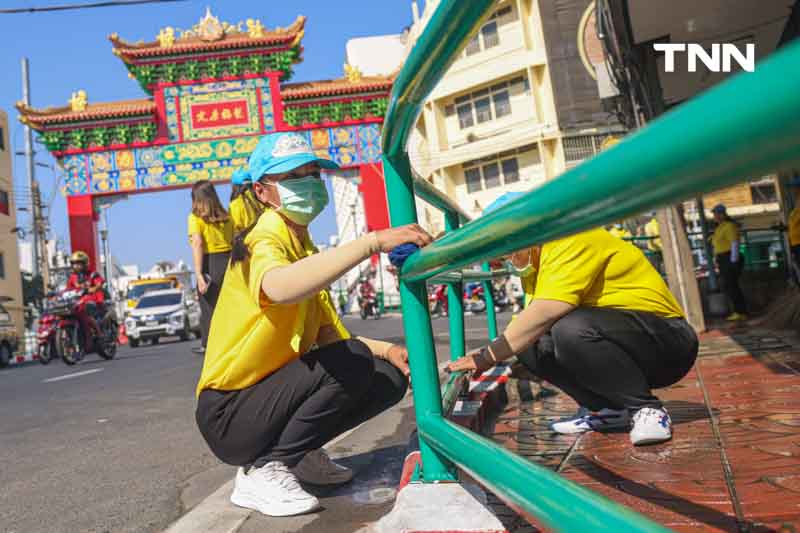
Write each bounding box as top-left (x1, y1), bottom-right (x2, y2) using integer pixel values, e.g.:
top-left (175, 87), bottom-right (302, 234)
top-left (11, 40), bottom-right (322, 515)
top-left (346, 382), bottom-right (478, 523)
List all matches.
top-left (488, 325), bottom-right (800, 532)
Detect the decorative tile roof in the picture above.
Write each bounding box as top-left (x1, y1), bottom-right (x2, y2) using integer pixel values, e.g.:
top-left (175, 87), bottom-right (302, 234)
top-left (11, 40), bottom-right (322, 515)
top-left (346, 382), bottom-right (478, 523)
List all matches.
top-left (110, 12), bottom-right (306, 63)
top-left (16, 98), bottom-right (155, 130)
top-left (281, 73), bottom-right (395, 101)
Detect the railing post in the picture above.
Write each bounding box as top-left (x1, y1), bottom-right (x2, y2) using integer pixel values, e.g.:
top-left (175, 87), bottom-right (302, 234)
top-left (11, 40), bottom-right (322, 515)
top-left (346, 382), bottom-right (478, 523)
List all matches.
top-left (383, 154), bottom-right (457, 482)
top-left (481, 262), bottom-right (498, 340)
top-left (445, 213), bottom-right (465, 360)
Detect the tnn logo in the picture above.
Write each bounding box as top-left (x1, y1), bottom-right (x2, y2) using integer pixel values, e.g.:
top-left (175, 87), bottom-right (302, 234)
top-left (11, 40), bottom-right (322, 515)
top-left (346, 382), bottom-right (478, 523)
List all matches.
top-left (654, 43), bottom-right (755, 73)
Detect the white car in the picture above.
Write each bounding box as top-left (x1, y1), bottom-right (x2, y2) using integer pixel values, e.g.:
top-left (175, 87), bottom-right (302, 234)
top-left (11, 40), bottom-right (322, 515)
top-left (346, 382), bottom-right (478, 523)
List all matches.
top-left (124, 289), bottom-right (201, 347)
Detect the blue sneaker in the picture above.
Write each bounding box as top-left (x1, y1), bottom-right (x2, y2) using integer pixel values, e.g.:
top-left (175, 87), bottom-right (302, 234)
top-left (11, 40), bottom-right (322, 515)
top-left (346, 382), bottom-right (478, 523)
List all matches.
top-left (550, 408), bottom-right (630, 434)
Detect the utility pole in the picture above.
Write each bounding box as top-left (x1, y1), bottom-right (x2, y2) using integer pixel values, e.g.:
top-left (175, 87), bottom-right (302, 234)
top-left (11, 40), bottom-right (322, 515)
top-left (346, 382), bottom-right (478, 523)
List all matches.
top-left (31, 181), bottom-right (50, 290)
top-left (21, 57), bottom-right (40, 282)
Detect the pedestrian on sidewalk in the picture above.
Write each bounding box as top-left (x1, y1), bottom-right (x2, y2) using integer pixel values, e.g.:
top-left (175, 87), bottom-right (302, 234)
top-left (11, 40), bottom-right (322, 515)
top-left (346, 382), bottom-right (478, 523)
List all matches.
top-left (711, 204), bottom-right (747, 321)
top-left (195, 132), bottom-right (432, 518)
top-left (787, 186), bottom-right (800, 284)
top-left (447, 226), bottom-right (698, 447)
top-left (188, 180), bottom-right (233, 355)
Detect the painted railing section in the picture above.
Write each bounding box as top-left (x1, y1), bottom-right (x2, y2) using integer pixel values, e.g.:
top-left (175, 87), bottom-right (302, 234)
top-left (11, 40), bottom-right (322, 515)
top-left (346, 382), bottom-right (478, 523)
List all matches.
top-left (381, 0), bottom-right (800, 530)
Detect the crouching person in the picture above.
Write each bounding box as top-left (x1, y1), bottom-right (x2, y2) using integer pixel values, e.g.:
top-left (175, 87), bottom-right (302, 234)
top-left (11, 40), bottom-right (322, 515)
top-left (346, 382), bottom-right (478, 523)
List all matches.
top-left (448, 227), bottom-right (698, 446)
top-left (195, 132), bottom-right (433, 517)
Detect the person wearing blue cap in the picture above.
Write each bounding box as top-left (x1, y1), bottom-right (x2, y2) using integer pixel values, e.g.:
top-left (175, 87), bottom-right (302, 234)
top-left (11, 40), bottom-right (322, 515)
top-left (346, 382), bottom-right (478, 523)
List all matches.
top-left (710, 204), bottom-right (747, 320)
top-left (448, 196), bottom-right (698, 447)
top-left (228, 167), bottom-right (261, 233)
top-left (195, 132), bottom-right (433, 517)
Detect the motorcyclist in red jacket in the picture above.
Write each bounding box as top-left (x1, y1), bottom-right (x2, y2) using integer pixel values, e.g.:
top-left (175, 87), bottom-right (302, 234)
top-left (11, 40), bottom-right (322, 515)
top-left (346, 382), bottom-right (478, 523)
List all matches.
top-left (66, 251), bottom-right (106, 348)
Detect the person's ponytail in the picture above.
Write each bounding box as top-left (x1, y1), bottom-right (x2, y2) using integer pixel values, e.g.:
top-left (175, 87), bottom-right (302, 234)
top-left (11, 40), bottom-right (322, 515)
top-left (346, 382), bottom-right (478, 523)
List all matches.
top-left (230, 184), bottom-right (267, 265)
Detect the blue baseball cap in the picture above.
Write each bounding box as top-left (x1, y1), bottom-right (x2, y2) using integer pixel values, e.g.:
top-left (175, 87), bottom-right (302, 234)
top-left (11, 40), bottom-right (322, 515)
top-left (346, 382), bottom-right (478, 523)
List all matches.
top-left (482, 192), bottom-right (525, 216)
top-left (248, 132), bottom-right (339, 179)
top-left (712, 203), bottom-right (727, 214)
top-left (231, 167), bottom-right (251, 185)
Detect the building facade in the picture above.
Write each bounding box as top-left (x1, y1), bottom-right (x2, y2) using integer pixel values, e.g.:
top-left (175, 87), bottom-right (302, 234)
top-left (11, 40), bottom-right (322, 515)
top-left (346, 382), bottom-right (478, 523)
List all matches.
top-left (0, 111), bottom-right (26, 334)
top-left (406, 0), bottom-right (624, 231)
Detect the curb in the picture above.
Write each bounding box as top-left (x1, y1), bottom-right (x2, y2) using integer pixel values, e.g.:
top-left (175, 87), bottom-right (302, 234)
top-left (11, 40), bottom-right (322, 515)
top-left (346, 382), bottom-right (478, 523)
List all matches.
top-left (377, 363), bottom-right (512, 533)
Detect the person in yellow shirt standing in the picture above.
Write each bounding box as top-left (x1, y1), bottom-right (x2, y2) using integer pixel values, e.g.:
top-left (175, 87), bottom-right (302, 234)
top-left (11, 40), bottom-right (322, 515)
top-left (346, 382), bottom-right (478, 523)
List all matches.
top-left (710, 204), bottom-right (747, 321)
top-left (448, 226), bottom-right (698, 447)
top-left (788, 187), bottom-right (800, 282)
top-left (188, 180), bottom-right (233, 353)
top-left (229, 168), bottom-right (261, 233)
top-left (195, 132), bottom-right (432, 517)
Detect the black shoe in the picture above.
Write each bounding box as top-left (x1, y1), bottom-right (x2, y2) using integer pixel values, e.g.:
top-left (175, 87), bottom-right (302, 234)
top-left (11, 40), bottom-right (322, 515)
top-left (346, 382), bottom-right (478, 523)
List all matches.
top-left (192, 346), bottom-right (206, 355)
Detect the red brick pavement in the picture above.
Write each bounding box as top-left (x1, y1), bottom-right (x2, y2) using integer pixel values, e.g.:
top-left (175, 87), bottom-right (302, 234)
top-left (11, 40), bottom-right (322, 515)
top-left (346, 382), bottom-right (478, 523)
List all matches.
top-left (488, 327), bottom-right (800, 532)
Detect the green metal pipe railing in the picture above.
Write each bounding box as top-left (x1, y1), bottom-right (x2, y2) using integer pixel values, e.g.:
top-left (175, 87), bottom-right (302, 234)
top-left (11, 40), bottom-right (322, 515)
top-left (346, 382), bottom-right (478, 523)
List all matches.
top-left (383, 0), bottom-right (800, 530)
top-left (397, 37), bottom-right (800, 283)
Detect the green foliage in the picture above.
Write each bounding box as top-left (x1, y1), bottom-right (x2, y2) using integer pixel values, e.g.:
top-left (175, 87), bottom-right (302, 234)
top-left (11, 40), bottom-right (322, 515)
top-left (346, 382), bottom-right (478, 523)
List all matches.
top-left (89, 127), bottom-right (112, 147)
top-left (40, 131), bottom-right (66, 152)
top-left (350, 100), bottom-right (366, 120)
top-left (307, 105), bottom-right (323, 124)
top-left (205, 59), bottom-right (221, 79)
top-left (113, 124), bottom-right (134, 145)
top-left (134, 123), bottom-right (156, 142)
top-left (283, 106), bottom-right (302, 127)
top-left (184, 61), bottom-right (201, 80)
top-left (227, 56), bottom-right (244, 76)
top-left (162, 63), bottom-right (179, 83)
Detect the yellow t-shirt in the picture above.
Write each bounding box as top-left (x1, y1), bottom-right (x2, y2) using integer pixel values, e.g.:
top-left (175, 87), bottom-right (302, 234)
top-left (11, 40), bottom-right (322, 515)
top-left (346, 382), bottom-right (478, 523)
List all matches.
top-left (644, 217), bottom-right (662, 252)
top-left (607, 226), bottom-right (632, 240)
top-left (195, 209), bottom-right (349, 396)
top-left (187, 213), bottom-right (233, 254)
top-left (521, 228), bottom-right (684, 319)
top-left (788, 208), bottom-right (800, 247)
top-left (229, 193), bottom-right (260, 233)
top-left (710, 220), bottom-right (739, 255)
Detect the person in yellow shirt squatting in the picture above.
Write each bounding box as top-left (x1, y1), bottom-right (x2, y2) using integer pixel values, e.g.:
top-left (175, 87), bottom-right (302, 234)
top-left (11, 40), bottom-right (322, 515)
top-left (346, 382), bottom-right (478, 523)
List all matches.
top-left (195, 132), bottom-right (433, 518)
top-left (710, 204), bottom-right (747, 321)
top-left (448, 199), bottom-right (698, 446)
top-left (188, 180), bottom-right (234, 354)
top-left (228, 167), bottom-right (262, 233)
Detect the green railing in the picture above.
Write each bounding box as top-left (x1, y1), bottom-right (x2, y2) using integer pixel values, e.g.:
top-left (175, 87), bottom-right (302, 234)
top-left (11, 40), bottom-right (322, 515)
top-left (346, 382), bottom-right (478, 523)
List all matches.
top-left (381, 1), bottom-right (800, 530)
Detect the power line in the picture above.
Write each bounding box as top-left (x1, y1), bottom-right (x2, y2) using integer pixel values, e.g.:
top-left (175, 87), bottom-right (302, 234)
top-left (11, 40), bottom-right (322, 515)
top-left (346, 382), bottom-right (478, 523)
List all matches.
top-left (0, 0), bottom-right (186, 14)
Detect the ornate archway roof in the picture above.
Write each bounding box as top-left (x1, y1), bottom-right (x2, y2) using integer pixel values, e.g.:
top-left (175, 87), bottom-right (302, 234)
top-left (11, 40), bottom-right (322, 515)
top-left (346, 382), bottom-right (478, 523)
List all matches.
top-left (110, 11), bottom-right (306, 64)
top-left (282, 73), bottom-right (395, 101)
top-left (16, 97), bottom-right (155, 129)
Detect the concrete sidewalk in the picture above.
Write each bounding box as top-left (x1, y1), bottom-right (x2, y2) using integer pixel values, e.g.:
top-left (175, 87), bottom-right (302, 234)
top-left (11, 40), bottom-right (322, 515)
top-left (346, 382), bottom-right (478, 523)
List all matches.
top-left (486, 324), bottom-right (800, 532)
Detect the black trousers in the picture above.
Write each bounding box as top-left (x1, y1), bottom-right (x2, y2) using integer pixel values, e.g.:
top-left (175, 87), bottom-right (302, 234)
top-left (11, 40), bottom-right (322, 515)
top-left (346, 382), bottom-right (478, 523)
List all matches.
top-left (517, 307), bottom-right (698, 411)
top-left (716, 253), bottom-right (746, 314)
top-left (196, 339), bottom-right (408, 469)
top-left (199, 252), bottom-right (230, 348)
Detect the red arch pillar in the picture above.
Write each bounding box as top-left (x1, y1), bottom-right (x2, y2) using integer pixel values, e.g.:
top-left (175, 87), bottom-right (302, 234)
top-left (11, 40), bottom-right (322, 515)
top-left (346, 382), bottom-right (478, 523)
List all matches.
top-left (67, 195), bottom-right (100, 271)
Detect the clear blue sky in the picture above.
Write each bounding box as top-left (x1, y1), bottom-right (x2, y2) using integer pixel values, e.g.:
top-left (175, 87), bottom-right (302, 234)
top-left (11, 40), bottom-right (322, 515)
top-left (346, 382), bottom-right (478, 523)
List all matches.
top-left (0, 0), bottom-right (416, 270)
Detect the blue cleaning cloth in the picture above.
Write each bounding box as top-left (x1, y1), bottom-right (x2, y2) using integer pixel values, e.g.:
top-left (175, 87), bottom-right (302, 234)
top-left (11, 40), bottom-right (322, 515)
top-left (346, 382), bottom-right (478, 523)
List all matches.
top-left (389, 243), bottom-right (420, 269)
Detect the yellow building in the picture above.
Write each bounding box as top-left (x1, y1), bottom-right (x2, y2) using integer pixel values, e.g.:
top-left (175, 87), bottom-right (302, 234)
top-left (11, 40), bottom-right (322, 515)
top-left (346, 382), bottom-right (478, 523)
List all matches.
top-left (0, 111), bottom-right (25, 334)
top-left (406, 0), bottom-right (624, 231)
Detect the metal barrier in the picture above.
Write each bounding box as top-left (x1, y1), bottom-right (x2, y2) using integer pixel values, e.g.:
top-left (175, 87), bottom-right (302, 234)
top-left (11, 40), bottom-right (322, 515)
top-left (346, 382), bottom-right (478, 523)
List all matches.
top-left (381, 0), bottom-right (800, 530)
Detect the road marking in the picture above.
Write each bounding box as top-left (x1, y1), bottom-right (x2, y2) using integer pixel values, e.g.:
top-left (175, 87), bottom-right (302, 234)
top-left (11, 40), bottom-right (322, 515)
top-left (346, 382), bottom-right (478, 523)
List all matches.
top-left (43, 368), bottom-right (104, 383)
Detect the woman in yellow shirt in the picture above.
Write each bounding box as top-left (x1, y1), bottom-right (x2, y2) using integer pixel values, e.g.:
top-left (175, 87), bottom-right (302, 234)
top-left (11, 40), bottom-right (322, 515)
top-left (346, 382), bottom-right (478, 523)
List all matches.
top-left (710, 203), bottom-right (747, 320)
top-left (195, 132), bottom-right (432, 517)
top-left (449, 217), bottom-right (698, 447)
top-left (228, 168), bottom-right (261, 233)
top-left (188, 180), bottom-right (233, 353)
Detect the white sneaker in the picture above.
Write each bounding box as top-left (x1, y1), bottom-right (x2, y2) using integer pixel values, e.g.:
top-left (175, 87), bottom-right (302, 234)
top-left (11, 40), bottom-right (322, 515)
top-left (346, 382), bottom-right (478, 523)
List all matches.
top-left (630, 407), bottom-right (672, 445)
top-left (292, 449), bottom-right (354, 485)
top-left (230, 462), bottom-right (320, 517)
top-left (550, 408), bottom-right (630, 435)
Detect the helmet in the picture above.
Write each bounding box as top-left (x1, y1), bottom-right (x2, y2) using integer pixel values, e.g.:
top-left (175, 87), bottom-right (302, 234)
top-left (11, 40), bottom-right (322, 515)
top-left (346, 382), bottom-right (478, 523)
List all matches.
top-left (70, 251), bottom-right (89, 264)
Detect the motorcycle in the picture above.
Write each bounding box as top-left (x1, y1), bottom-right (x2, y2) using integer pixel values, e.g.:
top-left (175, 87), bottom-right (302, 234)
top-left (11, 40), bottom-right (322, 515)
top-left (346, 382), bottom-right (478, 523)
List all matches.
top-left (428, 284), bottom-right (448, 317)
top-left (358, 294), bottom-right (381, 320)
top-left (36, 305), bottom-right (58, 365)
top-left (464, 284), bottom-right (486, 314)
top-left (49, 289), bottom-right (119, 365)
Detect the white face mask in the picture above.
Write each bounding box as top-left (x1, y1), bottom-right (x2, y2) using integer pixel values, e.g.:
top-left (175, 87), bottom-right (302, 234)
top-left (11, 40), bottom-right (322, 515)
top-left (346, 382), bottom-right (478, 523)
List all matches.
top-left (271, 174), bottom-right (329, 226)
